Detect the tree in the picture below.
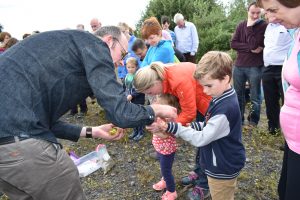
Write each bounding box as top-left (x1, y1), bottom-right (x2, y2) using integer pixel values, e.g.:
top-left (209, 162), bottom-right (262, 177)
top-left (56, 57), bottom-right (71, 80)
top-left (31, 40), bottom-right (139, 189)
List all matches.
top-left (227, 0), bottom-right (249, 32)
top-left (191, 0), bottom-right (229, 57)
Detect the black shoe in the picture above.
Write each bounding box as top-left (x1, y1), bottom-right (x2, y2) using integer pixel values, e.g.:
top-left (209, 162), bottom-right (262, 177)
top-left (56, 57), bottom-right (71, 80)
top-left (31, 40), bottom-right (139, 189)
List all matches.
top-left (128, 128), bottom-right (138, 139)
top-left (133, 132), bottom-right (144, 141)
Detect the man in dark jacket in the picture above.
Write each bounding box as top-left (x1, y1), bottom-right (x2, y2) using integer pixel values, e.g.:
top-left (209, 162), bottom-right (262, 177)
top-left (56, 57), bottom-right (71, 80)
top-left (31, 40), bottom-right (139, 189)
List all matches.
top-left (230, 2), bottom-right (267, 126)
top-left (0, 26), bottom-right (177, 200)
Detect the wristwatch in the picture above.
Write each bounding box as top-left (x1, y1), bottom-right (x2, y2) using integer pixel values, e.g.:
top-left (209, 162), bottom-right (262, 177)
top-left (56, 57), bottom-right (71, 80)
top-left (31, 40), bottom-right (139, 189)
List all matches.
top-left (86, 127), bottom-right (93, 138)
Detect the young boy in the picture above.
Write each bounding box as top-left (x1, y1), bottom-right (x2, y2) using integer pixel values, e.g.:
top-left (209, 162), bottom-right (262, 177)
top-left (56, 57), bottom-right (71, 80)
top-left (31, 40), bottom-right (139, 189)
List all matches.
top-left (124, 57), bottom-right (145, 141)
top-left (149, 51), bottom-right (246, 200)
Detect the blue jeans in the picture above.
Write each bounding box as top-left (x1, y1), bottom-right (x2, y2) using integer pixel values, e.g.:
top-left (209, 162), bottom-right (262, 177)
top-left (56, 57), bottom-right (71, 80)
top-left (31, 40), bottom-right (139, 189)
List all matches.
top-left (157, 152), bottom-right (176, 192)
top-left (233, 66), bottom-right (262, 125)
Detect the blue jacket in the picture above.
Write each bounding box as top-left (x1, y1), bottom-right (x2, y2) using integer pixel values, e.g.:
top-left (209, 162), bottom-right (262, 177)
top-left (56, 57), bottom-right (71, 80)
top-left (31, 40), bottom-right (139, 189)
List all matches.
top-left (141, 40), bottom-right (174, 67)
top-left (167, 87), bottom-right (245, 179)
top-left (0, 30), bottom-right (155, 143)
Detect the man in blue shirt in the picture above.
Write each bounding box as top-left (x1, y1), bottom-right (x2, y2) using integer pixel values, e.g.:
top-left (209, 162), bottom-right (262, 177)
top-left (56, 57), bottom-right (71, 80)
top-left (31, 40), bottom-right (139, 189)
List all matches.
top-left (0, 26), bottom-right (177, 200)
top-left (174, 13), bottom-right (199, 63)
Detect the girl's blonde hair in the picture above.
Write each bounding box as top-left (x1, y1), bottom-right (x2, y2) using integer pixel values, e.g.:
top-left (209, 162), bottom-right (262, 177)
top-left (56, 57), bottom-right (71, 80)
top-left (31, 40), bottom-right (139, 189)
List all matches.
top-left (134, 62), bottom-right (165, 92)
top-left (126, 57), bottom-right (138, 67)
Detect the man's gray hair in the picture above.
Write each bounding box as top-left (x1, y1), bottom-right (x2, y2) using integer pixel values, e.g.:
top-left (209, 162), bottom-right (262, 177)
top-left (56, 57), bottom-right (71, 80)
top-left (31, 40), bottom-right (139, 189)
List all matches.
top-left (173, 13), bottom-right (184, 23)
top-left (94, 26), bottom-right (122, 40)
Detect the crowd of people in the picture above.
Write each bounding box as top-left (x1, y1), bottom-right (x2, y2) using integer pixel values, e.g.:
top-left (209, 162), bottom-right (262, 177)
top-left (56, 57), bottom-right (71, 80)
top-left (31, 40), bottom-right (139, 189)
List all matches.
top-left (0, 0), bottom-right (299, 199)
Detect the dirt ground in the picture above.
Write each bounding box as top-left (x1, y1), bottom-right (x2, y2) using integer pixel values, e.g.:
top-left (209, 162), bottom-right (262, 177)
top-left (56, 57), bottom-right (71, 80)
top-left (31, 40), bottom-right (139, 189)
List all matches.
top-left (0, 100), bottom-right (284, 200)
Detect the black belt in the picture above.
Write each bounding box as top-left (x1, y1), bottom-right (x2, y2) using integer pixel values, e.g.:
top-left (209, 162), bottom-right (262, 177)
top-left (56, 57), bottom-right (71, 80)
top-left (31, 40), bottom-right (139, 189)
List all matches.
top-left (0, 136), bottom-right (29, 145)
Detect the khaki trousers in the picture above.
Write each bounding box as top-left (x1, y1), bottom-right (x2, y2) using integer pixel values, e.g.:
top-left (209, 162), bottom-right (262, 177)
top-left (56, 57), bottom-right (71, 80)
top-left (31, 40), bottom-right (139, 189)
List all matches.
top-left (0, 138), bottom-right (86, 200)
top-left (207, 176), bottom-right (237, 200)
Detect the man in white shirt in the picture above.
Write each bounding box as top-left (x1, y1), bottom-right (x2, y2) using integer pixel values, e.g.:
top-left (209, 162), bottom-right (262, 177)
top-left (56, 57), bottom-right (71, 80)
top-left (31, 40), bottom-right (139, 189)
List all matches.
top-left (173, 13), bottom-right (199, 63)
top-left (262, 23), bottom-right (292, 134)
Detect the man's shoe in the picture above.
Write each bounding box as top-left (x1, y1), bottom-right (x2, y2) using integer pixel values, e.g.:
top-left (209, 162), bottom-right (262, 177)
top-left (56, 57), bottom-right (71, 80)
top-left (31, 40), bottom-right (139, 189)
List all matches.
top-left (133, 133), bottom-right (144, 141)
top-left (128, 128), bottom-right (138, 139)
top-left (133, 128), bottom-right (144, 141)
top-left (181, 171), bottom-right (199, 186)
top-left (187, 186), bottom-right (210, 200)
top-left (162, 191), bottom-right (177, 200)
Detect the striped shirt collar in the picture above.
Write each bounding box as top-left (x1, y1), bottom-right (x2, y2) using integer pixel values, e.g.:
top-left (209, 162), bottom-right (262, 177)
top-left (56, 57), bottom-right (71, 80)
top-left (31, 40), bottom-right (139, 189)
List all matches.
top-left (212, 87), bottom-right (235, 105)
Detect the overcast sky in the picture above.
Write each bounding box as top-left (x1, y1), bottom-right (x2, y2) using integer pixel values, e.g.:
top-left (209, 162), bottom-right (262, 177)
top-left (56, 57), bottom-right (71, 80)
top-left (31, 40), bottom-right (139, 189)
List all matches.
top-left (1, 0), bottom-right (232, 40)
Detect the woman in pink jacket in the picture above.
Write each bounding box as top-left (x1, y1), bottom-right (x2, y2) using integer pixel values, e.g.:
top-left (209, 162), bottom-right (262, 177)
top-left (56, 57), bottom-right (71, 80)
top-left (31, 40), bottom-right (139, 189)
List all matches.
top-left (258, 0), bottom-right (300, 199)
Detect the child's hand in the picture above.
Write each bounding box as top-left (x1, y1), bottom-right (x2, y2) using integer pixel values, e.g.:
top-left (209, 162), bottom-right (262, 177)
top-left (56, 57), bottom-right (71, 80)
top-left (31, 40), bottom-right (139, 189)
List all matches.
top-left (127, 95), bottom-right (133, 101)
top-left (146, 117), bottom-right (168, 133)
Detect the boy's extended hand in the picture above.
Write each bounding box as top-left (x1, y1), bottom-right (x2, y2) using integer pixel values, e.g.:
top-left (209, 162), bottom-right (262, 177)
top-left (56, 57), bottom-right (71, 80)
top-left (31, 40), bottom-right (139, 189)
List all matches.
top-left (146, 117), bottom-right (169, 138)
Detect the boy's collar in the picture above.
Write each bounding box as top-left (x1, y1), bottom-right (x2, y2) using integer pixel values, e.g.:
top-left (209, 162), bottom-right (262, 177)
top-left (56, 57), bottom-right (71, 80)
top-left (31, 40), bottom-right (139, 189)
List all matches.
top-left (212, 86), bottom-right (234, 103)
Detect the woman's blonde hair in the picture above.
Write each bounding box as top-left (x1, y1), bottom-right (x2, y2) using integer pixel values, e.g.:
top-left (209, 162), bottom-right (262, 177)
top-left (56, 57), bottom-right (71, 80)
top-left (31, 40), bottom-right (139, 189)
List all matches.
top-left (134, 62), bottom-right (165, 92)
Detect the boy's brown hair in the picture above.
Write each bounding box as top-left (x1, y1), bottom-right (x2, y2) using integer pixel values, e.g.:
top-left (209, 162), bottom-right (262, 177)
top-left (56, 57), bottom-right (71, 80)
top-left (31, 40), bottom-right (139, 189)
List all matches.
top-left (194, 51), bottom-right (233, 82)
top-left (141, 17), bottom-right (162, 40)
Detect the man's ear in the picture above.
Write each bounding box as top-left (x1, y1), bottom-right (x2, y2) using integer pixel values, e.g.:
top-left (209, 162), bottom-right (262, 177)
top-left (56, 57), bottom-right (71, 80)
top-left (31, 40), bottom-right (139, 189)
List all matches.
top-left (102, 35), bottom-right (114, 48)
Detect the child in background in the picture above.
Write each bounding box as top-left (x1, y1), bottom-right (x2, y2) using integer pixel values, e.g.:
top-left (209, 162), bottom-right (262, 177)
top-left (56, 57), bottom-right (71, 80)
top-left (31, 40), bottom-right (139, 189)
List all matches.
top-left (152, 94), bottom-right (181, 200)
top-left (148, 51), bottom-right (246, 200)
top-left (124, 57), bottom-right (145, 141)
